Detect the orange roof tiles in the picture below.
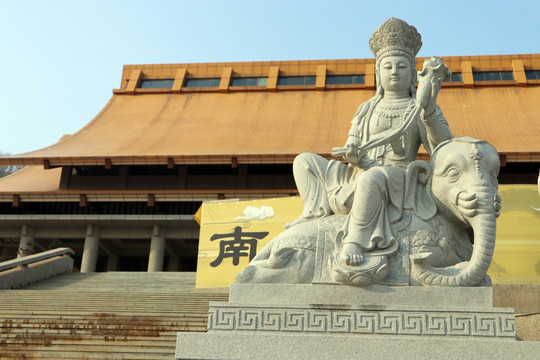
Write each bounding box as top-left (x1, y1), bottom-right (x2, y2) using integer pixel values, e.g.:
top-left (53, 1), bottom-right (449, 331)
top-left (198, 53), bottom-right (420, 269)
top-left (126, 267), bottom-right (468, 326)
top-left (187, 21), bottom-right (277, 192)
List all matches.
top-left (0, 55), bottom-right (539, 167)
top-left (1, 86), bottom-right (539, 166)
top-left (0, 166), bottom-right (62, 193)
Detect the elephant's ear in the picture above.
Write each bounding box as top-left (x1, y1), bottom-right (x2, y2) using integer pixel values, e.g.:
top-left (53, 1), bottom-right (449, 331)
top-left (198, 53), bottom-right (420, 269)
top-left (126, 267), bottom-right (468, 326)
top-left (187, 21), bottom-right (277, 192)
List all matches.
top-left (404, 160), bottom-right (436, 220)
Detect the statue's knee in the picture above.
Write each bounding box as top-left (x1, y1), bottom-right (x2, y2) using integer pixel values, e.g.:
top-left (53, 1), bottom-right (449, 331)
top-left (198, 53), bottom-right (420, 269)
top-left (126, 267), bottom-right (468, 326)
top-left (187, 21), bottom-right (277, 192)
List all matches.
top-left (294, 153), bottom-right (316, 165)
top-left (293, 153), bottom-right (319, 172)
top-left (355, 169), bottom-right (382, 186)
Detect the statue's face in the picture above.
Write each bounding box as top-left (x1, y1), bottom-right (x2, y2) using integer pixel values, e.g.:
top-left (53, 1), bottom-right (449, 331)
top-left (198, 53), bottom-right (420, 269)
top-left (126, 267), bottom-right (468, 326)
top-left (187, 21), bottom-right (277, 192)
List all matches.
top-left (378, 55), bottom-right (412, 94)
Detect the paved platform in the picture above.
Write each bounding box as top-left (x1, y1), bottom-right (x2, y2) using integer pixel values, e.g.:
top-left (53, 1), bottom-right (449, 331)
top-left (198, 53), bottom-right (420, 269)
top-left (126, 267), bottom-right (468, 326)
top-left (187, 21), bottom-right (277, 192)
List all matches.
top-left (176, 332), bottom-right (540, 360)
top-left (176, 284), bottom-right (539, 360)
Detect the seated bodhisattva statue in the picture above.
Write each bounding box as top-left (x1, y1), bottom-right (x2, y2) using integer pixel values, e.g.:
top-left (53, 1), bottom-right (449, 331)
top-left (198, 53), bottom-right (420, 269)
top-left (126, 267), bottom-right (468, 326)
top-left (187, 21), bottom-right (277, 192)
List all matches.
top-left (236, 17), bottom-right (501, 287)
top-left (286, 18), bottom-right (453, 267)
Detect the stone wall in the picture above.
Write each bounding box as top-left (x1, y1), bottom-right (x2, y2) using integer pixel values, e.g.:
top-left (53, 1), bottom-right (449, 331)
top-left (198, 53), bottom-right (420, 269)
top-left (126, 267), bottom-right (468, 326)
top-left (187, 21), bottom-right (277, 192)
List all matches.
top-left (493, 284), bottom-right (540, 341)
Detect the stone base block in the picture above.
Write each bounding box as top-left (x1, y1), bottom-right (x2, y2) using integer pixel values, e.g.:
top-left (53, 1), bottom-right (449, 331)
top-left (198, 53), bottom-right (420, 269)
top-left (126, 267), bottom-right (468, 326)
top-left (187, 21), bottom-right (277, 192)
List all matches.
top-left (177, 284), bottom-right (537, 359)
top-left (176, 332), bottom-right (540, 360)
top-left (207, 302), bottom-right (516, 338)
top-left (229, 283), bottom-right (494, 307)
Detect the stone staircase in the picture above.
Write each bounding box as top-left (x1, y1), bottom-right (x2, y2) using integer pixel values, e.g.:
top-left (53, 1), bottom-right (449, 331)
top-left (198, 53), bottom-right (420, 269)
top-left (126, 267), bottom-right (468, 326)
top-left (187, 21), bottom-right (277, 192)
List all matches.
top-left (0, 272), bottom-right (229, 359)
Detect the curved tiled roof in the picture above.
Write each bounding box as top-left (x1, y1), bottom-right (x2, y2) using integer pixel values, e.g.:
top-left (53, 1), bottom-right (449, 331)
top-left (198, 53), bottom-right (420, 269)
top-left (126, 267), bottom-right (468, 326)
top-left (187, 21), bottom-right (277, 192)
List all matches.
top-left (0, 86), bottom-right (538, 166)
top-left (0, 55), bottom-right (538, 167)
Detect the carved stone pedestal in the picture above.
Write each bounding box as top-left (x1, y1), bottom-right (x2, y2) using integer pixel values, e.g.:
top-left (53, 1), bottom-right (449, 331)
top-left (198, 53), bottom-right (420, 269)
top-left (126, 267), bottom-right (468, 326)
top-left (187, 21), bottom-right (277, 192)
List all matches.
top-left (176, 284), bottom-right (540, 360)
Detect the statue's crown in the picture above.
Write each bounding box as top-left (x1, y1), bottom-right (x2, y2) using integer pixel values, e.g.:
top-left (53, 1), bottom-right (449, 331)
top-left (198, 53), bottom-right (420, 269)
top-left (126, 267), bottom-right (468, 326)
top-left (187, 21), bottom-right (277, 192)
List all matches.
top-left (369, 18), bottom-right (422, 59)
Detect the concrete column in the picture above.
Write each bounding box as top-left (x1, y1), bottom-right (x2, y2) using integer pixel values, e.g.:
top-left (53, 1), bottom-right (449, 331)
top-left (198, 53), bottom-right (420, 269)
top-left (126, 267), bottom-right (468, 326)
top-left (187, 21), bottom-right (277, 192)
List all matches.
top-left (106, 254), bottom-right (118, 272)
top-left (17, 225), bottom-right (35, 258)
top-left (148, 225), bottom-right (165, 272)
top-left (81, 224), bottom-right (100, 273)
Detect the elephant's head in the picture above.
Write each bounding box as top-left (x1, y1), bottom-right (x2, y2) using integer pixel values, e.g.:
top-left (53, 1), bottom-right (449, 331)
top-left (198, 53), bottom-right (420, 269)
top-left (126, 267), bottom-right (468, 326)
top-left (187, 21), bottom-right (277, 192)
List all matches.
top-left (406, 137), bottom-right (501, 286)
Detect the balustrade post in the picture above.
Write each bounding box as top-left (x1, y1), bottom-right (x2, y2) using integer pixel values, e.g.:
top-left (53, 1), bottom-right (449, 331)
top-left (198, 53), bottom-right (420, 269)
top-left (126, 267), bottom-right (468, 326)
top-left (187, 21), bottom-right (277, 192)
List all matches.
top-left (81, 224), bottom-right (100, 273)
top-left (148, 225), bottom-right (165, 272)
top-left (17, 225), bottom-right (35, 258)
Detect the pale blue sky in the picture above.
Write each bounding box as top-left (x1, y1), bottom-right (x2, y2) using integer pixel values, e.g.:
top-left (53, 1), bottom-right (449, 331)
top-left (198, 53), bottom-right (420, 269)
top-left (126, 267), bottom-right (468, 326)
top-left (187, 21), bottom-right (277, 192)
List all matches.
top-left (1, 0), bottom-right (539, 154)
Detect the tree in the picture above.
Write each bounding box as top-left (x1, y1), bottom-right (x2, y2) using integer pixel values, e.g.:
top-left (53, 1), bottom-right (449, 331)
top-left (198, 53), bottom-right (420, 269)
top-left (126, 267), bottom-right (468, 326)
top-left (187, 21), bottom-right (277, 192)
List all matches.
top-left (0, 151), bottom-right (22, 178)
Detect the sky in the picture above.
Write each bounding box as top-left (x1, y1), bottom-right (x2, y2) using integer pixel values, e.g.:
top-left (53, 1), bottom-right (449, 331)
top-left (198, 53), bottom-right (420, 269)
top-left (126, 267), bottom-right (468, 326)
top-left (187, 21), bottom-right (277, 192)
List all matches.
top-left (0, 0), bottom-right (539, 155)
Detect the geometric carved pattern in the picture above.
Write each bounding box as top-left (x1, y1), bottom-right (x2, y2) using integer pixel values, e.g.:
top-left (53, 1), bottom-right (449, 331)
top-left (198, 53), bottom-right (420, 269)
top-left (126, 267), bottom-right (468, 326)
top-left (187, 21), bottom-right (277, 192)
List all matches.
top-left (208, 306), bottom-right (516, 338)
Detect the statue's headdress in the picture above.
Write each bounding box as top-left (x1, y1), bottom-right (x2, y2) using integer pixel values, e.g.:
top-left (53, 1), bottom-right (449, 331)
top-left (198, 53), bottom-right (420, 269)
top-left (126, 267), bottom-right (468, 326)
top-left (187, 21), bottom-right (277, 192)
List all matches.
top-left (369, 18), bottom-right (422, 59)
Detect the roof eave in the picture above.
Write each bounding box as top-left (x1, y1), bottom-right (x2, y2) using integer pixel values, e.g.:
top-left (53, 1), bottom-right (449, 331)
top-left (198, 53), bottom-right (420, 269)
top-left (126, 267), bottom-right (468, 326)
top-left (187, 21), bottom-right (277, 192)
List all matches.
top-left (1, 151), bottom-right (538, 167)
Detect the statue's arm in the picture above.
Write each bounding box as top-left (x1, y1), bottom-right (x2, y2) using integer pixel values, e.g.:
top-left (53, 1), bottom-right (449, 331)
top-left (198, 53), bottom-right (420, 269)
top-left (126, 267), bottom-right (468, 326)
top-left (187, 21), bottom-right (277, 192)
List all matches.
top-left (333, 102), bottom-right (371, 167)
top-left (416, 57), bottom-right (454, 154)
top-left (419, 105), bottom-right (453, 154)
top-left (345, 124), bottom-right (361, 147)
top-left (346, 102), bottom-right (367, 146)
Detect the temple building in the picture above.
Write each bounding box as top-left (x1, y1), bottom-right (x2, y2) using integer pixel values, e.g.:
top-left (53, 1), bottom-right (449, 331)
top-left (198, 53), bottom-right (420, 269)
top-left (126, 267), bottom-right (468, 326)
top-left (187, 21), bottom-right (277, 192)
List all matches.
top-left (0, 54), bottom-right (539, 273)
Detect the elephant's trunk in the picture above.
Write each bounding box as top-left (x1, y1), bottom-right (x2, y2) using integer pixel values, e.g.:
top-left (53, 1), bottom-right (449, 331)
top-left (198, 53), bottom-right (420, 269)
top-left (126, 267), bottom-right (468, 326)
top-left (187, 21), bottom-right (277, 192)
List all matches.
top-left (412, 187), bottom-right (497, 286)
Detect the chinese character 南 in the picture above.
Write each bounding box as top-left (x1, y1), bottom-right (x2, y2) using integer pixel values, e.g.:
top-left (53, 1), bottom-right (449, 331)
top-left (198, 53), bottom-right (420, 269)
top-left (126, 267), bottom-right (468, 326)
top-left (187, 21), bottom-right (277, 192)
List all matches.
top-left (209, 226), bottom-right (269, 267)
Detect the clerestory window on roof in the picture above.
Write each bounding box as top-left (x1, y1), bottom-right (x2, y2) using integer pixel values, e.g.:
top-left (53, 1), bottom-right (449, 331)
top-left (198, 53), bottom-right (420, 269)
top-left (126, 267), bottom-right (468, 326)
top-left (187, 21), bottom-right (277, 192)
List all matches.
top-left (277, 76), bottom-right (316, 86)
top-left (326, 75), bottom-right (365, 85)
top-left (230, 77), bottom-right (268, 87)
top-left (473, 71), bottom-right (513, 81)
top-left (138, 79), bottom-right (174, 89)
top-left (448, 73), bottom-right (462, 82)
top-left (184, 78), bottom-right (221, 88)
top-left (525, 70), bottom-right (540, 80)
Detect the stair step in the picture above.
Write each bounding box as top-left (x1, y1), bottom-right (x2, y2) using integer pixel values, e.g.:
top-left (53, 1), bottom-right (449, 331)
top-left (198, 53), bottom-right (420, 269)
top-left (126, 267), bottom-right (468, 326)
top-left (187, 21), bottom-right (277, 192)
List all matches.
top-left (0, 271), bottom-right (230, 359)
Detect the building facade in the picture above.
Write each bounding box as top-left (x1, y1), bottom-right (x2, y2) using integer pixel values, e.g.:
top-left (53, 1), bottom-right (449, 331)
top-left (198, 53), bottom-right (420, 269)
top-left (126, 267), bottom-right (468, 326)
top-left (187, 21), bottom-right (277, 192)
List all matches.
top-left (0, 54), bottom-right (539, 272)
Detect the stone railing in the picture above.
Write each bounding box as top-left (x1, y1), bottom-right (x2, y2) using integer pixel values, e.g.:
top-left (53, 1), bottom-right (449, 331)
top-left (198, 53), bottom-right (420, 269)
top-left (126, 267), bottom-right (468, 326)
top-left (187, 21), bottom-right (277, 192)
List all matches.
top-left (0, 247), bottom-right (74, 289)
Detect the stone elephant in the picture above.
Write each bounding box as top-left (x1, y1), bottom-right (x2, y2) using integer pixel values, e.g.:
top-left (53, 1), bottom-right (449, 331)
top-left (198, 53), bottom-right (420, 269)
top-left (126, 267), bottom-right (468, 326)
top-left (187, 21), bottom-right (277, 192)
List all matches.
top-left (235, 137), bottom-right (501, 287)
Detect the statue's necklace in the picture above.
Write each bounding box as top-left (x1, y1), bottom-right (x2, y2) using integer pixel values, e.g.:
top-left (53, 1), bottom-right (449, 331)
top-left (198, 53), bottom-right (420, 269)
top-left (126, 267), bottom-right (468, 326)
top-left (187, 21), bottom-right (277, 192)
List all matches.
top-left (375, 98), bottom-right (411, 127)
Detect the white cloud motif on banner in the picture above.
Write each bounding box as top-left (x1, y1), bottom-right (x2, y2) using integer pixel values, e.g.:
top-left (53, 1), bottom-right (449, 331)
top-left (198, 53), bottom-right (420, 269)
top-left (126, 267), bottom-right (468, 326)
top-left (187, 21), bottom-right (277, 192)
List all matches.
top-left (234, 205), bottom-right (275, 221)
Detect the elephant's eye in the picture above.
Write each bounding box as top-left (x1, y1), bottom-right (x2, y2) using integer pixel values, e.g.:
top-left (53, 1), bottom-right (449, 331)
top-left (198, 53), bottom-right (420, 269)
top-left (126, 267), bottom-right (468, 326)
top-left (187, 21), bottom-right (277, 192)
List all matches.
top-left (446, 167), bottom-right (461, 181)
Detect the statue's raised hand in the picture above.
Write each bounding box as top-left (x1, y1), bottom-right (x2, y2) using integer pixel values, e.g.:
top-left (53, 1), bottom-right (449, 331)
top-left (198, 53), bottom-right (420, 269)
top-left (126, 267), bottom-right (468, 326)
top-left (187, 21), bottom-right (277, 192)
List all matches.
top-left (416, 57), bottom-right (451, 117)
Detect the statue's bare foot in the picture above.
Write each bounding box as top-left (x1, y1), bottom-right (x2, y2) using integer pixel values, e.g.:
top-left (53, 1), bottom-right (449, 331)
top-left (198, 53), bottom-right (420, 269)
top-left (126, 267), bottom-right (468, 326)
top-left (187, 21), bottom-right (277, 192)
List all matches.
top-left (339, 242), bottom-right (364, 266)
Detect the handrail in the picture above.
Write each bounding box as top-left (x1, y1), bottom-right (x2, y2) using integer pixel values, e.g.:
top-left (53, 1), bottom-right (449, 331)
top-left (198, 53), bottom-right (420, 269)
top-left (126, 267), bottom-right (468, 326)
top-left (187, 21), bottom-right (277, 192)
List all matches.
top-left (0, 247), bottom-right (74, 272)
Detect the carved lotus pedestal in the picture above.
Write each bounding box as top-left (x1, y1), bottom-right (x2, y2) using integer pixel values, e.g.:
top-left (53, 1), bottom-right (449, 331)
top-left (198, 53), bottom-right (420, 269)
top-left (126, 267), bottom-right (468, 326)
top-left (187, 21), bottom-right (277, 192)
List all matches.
top-left (175, 284), bottom-right (539, 359)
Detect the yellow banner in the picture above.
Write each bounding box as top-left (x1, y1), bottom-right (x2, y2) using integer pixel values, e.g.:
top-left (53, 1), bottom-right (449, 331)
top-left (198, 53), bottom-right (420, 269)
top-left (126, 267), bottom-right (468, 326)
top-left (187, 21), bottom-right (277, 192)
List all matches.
top-left (195, 185), bottom-right (540, 288)
top-left (488, 184), bottom-right (540, 284)
top-left (195, 197), bottom-right (302, 288)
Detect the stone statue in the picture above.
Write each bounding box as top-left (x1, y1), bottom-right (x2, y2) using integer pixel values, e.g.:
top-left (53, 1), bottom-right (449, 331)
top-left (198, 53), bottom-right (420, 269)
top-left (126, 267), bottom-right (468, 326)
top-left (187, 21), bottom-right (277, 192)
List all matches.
top-left (286, 18), bottom-right (452, 268)
top-left (178, 18), bottom-right (537, 360)
top-left (235, 18), bottom-right (501, 287)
